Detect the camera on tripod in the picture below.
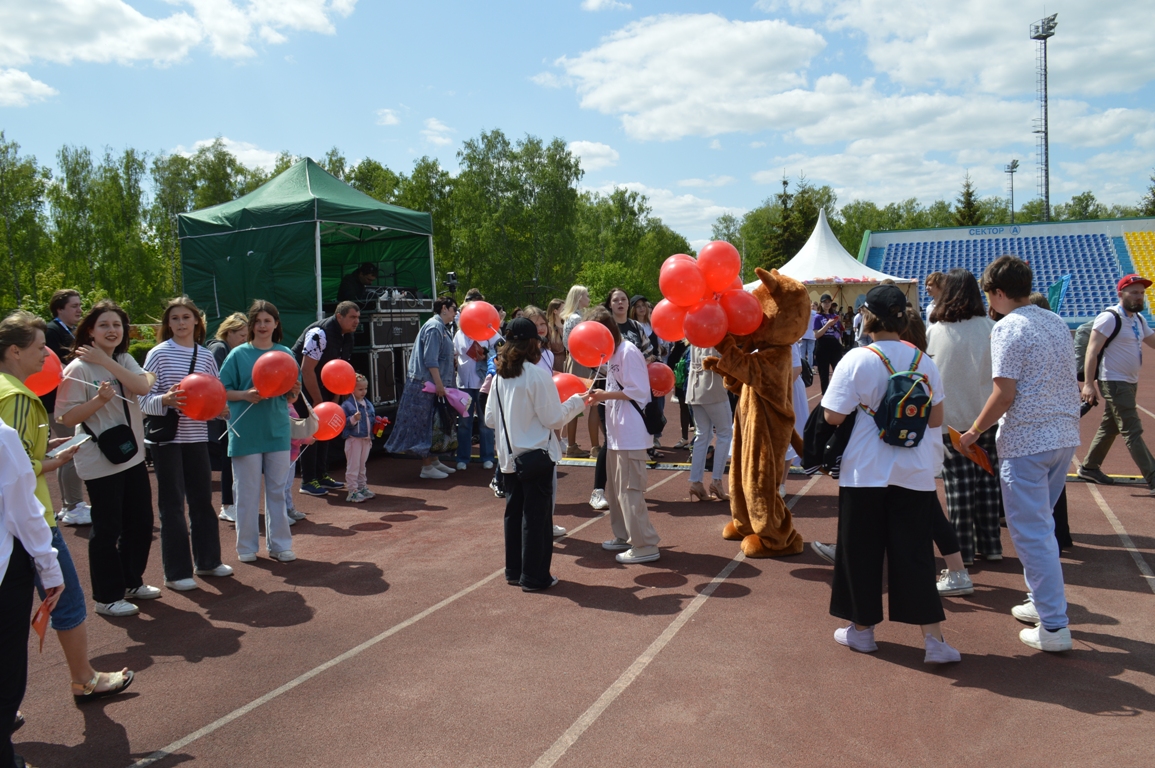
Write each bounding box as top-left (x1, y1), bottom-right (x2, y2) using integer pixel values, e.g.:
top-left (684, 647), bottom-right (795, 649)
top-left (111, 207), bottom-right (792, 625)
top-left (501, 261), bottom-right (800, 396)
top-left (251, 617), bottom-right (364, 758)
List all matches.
top-left (443, 271), bottom-right (458, 295)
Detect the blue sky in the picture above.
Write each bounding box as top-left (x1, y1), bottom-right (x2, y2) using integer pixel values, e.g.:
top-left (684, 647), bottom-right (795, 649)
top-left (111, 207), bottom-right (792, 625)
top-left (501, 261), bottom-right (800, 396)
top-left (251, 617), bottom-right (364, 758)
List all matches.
top-left (2, 0), bottom-right (1153, 248)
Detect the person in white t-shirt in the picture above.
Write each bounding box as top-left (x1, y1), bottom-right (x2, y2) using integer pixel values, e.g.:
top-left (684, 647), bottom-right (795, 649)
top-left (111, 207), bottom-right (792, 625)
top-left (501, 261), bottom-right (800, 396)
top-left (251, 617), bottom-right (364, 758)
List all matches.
top-left (923, 271), bottom-right (945, 323)
top-left (585, 307), bottom-right (661, 564)
top-left (961, 256), bottom-right (1081, 653)
top-left (453, 296), bottom-right (496, 472)
top-left (1077, 273), bottom-right (1155, 490)
top-left (800, 304), bottom-right (817, 365)
top-left (820, 284), bottom-right (960, 664)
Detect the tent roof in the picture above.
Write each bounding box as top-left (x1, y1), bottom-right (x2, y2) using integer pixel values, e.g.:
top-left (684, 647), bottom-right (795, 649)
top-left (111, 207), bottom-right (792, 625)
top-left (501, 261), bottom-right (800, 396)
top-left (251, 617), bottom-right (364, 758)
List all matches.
top-left (759, 209), bottom-right (912, 286)
top-left (178, 158), bottom-right (433, 239)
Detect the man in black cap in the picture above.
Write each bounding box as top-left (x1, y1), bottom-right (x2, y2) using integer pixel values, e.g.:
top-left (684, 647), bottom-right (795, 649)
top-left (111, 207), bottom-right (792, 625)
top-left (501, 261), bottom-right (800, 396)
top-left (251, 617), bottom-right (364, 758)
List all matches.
top-left (337, 262), bottom-right (379, 303)
top-left (812, 292), bottom-right (843, 393)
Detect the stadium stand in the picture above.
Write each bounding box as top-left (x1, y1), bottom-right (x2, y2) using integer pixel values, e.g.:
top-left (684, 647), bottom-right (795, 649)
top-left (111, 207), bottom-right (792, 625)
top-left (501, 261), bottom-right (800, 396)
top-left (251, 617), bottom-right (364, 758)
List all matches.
top-left (861, 218), bottom-right (1155, 326)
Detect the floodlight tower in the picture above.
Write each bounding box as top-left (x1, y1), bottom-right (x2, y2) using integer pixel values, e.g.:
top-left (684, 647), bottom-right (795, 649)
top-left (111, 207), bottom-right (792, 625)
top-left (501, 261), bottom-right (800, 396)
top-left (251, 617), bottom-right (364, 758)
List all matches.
top-left (1005, 159), bottom-right (1019, 223)
top-left (1031, 13), bottom-right (1057, 222)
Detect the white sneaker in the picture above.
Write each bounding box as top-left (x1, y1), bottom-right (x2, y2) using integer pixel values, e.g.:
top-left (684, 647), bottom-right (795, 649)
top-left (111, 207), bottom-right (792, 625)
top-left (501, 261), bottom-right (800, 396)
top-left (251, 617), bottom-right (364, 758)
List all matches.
top-left (237, 553), bottom-right (258, 563)
top-left (58, 503), bottom-right (92, 526)
top-left (616, 547), bottom-right (660, 564)
top-left (482, 461), bottom-right (494, 470)
top-left (286, 507), bottom-right (306, 521)
top-left (420, 465), bottom-right (448, 480)
top-left (219, 504), bottom-right (237, 522)
top-left (1011, 599), bottom-right (1041, 625)
top-left (194, 564), bottom-right (234, 577)
top-left (95, 599), bottom-right (139, 617)
top-left (811, 541), bottom-right (836, 564)
top-left (124, 585), bottom-right (161, 600)
top-left (358, 487), bottom-right (376, 499)
top-left (1019, 625), bottom-right (1072, 652)
top-left (601, 538), bottom-right (630, 551)
top-left (270, 550), bottom-right (297, 562)
top-left (589, 489), bottom-right (610, 510)
top-left (936, 569), bottom-right (974, 596)
top-left (434, 460), bottom-right (456, 474)
top-left (456, 461), bottom-right (468, 471)
top-left (164, 578), bottom-right (198, 591)
top-left (924, 634), bottom-right (962, 663)
top-left (553, 524), bottom-right (567, 537)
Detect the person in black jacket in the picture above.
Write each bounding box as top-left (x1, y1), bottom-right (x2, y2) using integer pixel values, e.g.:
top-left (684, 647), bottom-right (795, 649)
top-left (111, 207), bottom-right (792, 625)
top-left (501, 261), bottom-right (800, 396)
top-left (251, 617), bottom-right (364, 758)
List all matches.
top-left (337, 263), bottom-right (379, 303)
top-left (292, 302), bottom-right (360, 496)
top-left (42, 289), bottom-right (90, 526)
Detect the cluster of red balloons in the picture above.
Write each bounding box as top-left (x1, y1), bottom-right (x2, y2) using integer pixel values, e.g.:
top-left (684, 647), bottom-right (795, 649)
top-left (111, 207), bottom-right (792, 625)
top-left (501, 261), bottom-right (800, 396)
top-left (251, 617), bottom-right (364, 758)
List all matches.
top-left (25, 349), bottom-right (63, 397)
top-left (459, 301), bottom-right (501, 342)
top-left (652, 241), bottom-right (763, 348)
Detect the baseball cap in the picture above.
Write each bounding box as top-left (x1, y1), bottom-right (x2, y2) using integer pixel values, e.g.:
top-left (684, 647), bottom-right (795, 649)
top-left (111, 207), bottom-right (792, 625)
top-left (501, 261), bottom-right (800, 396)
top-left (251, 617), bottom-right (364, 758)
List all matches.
top-left (819, 293), bottom-right (832, 302)
top-left (1117, 274), bottom-right (1152, 292)
top-left (505, 317), bottom-right (539, 341)
top-left (863, 285), bottom-right (907, 318)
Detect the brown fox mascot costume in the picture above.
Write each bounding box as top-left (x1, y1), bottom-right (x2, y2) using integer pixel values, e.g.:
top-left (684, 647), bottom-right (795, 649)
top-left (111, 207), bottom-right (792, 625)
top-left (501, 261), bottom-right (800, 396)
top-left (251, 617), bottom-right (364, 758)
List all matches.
top-left (703, 268), bottom-right (808, 557)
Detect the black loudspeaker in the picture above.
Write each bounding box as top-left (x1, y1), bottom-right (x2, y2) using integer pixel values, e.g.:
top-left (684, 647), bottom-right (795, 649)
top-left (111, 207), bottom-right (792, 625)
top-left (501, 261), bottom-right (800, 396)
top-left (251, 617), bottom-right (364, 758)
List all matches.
top-left (350, 346), bottom-right (411, 406)
top-left (353, 314), bottom-right (422, 348)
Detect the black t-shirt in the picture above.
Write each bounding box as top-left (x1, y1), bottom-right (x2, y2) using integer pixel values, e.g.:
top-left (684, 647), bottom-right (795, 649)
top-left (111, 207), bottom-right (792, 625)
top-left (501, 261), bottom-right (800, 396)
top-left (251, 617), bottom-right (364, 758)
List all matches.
top-left (617, 319), bottom-right (652, 359)
top-left (337, 273), bottom-right (371, 303)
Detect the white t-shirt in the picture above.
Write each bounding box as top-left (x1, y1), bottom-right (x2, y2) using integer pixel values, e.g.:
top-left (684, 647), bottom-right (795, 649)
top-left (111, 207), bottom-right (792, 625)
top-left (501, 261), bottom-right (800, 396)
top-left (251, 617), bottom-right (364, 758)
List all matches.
top-left (801, 310), bottom-right (816, 341)
top-left (56, 354), bottom-right (147, 480)
top-left (925, 315), bottom-right (996, 430)
top-left (788, 343), bottom-right (809, 464)
top-left (301, 327), bottom-right (326, 360)
top-left (453, 329), bottom-right (494, 390)
top-left (604, 341), bottom-right (651, 451)
top-left (990, 304), bottom-right (1081, 460)
top-left (1095, 304), bottom-right (1152, 384)
top-left (821, 341), bottom-right (944, 491)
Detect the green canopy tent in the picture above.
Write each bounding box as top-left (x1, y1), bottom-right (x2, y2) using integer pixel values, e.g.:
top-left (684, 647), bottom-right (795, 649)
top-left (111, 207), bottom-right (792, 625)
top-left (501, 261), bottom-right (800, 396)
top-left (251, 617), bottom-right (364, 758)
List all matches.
top-left (178, 158), bottom-right (435, 341)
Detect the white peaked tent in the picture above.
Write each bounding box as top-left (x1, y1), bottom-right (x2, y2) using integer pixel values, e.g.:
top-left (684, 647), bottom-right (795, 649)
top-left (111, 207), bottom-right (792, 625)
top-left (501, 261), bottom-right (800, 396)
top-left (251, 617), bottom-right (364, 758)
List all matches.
top-left (745, 209), bottom-right (916, 308)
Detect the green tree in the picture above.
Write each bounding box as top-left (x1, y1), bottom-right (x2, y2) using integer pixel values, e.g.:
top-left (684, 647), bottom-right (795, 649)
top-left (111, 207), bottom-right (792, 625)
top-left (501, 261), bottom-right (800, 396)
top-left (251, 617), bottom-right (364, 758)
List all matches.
top-left (977, 196), bottom-right (1012, 225)
top-left (1141, 170), bottom-right (1155, 217)
top-left (397, 156), bottom-right (453, 283)
top-left (953, 173), bottom-right (981, 226)
top-left (149, 152), bottom-right (195, 292)
top-left (1018, 198), bottom-right (1048, 223)
top-left (319, 147), bottom-right (348, 180)
top-left (0, 132), bottom-right (51, 310)
top-left (1054, 190), bottom-right (1107, 221)
top-left (349, 158), bottom-right (400, 204)
top-left (91, 148), bottom-right (162, 320)
top-left (48, 145), bottom-right (99, 292)
top-left (191, 137), bottom-right (250, 210)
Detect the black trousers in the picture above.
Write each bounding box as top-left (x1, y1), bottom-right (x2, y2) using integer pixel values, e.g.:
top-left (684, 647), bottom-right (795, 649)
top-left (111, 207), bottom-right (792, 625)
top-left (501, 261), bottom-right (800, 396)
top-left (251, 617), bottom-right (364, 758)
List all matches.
top-left (1, 540), bottom-right (33, 768)
top-left (594, 403), bottom-right (608, 491)
top-left (299, 434), bottom-right (331, 484)
top-left (152, 442), bottom-right (222, 580)
top-left (674, 387), bottom-right (693, 441)
top-left (503, 470), bottom-right (555, 589)
top-left (85, 461), bottom-right (154, 604)
top-left (814, 337), bottom-right (843, 393)
top-left (929, 495), bottom-right (961, 557)
top-left (1053, 487), bottom-right (1072, 549)
top-left (830, 485), bottom-right (946, 627)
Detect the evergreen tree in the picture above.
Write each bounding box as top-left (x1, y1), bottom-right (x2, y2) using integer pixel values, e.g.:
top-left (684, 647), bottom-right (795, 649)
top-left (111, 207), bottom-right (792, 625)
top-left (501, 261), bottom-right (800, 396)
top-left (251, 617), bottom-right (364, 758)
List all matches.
top-left (1140, 170), bottom-right (1155, 217)
top-left (953, 172), bottom-right (980, 226)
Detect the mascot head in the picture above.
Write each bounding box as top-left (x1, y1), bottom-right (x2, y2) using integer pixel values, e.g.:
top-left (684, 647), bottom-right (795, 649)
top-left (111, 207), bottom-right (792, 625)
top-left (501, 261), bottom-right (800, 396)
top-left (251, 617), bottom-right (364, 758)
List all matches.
top-left (736, 268), bottom-right (810, 348)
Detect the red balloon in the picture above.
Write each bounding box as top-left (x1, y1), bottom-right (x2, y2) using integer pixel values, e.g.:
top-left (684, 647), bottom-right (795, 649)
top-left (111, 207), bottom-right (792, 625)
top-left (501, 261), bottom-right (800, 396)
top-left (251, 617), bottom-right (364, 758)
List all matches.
top-left (313, 401), bottom-right (346, 441)
top-left (553, 372), bottom-right (587, 402)
top-left (568, 321), bottom-right (614, 368)
top-left (729, 276), bottom-right (745, 291)
top-left (251, 350), bottom-right (298, 398)
top-left (651, 299), bottom-right (688, 342)
top-left (648, 362), bottom-right (675, 397)
top-left (698, 240), bottom-right (742, 293)
top-left (719, 289), bottom-right (764, 336)
top-left (659, 259), bottom-right (707, 308)
top-left (459, 300), bottom-right (500, 341)
top-left (25, 348), bottom-right (63, 396)
top-left (683, 300), bottom-right (728, 348)
top-left (178, 373), bottom-right (227, 421)
top-left (321, 359), bottom-right (356, 395)
top-left (661, 253), bottom-right (695, 273)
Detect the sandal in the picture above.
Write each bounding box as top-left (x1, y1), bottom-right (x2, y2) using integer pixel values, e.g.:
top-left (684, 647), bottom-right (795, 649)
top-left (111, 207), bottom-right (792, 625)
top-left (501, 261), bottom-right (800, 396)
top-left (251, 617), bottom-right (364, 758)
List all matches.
top-left (72, 669), bottom-right (134, 703)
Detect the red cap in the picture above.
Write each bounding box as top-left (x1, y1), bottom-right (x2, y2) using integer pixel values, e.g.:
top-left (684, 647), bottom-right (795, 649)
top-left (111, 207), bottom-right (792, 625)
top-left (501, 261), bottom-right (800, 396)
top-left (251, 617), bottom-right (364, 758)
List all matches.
top-left (1117, 274), bottom-right (1152, 292)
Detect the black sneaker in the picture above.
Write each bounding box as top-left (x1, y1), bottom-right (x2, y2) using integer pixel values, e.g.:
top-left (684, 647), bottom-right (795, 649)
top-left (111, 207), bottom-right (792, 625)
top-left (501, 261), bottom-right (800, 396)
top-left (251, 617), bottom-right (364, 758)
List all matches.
top-left (1077, 466), bottom-right (1114, 485)
top-left (299, 480), bottom-right (328, 496)
top-left (318, 476), bottom-right (345, 490)
top-left (489, 478), bottom-right (505, 498)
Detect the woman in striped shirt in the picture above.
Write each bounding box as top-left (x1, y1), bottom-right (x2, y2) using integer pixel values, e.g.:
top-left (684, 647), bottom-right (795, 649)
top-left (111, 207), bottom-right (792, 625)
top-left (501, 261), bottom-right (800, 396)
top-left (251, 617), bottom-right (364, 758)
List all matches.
top-left (140, 297), bottom-right (233, 592)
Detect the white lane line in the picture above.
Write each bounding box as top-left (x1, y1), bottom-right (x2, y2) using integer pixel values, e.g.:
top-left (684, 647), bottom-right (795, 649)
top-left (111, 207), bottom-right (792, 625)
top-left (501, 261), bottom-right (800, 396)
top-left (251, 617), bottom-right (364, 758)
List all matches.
top-left (130, 471), bottom-right (686, 766)
top-left (1137, 403), bottom-right (1155, 421)
top-left (808, 393), bottom-right (822, 402)
top-left (1084, 483), bottom-right (1155, 596)
top-left (531, 476), bottom-right (819, 768)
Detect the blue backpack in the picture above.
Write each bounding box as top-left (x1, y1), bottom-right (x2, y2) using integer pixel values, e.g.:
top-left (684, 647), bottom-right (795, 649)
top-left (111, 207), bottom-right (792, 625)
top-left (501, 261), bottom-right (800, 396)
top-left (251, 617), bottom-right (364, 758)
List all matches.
top-left (860, 343), bottom-right (932, 448)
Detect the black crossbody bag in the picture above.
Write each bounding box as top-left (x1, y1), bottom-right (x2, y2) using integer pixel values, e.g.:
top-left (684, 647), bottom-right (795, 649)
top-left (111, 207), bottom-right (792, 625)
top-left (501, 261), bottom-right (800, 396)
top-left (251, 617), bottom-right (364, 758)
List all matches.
top-left (609, 369), bottom-right (666, 436)
top-left (496, 377), bottom-right (555, 482)
top-left (81, 380), bottom-right (139, 464)
top-left (144, 344), bottom-right (197, 443)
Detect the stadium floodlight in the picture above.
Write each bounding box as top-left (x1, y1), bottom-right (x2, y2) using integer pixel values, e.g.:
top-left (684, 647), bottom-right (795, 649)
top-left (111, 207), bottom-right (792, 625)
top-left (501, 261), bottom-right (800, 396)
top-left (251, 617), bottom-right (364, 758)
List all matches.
top-left (1031, 14), bottom-right (1057, 221)
top-left (1005, 159), bottom-right (1019, 223)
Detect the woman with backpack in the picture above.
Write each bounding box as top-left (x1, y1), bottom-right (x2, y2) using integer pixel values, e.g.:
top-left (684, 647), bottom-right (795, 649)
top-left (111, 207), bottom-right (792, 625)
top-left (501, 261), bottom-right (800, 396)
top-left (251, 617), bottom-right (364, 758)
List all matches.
top-left (820, 285), bottom-right (960, 663)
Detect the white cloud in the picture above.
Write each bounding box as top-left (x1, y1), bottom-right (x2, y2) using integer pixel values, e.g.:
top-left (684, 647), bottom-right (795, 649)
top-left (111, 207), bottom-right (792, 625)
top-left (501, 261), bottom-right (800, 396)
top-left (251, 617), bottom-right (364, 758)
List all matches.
top-left (173, 137), bottom-right (279, 172)
top-left (588, 181), bottom-right (745, 233)
top-left (530, 71), bottom-right (565, 88)
top-left (568, 140), bottom-right (619, 171)
top-left (678, 176), bottom-right (736, 188)
top-left (581, 0), bottom-right (632, 10)
top-left (708, 139), bottom-right (722, 150)
top-left (422, 118), bottom-right (454, 147)
top-left (0, 0), bottom-right (357, 69)
top-left (550, 14), bottom-right (826, 140)
top-left (375, 108), bottom-right (400, 126)
top-left (750, 141), bottom-right (767, 148)
top-left (0, 68), bottom-right (58, 107)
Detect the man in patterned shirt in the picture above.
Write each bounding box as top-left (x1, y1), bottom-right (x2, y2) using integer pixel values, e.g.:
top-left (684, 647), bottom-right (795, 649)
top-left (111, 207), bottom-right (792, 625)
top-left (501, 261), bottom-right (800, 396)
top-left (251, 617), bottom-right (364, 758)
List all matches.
top-left (961, 255), bottom-right (1081, 653)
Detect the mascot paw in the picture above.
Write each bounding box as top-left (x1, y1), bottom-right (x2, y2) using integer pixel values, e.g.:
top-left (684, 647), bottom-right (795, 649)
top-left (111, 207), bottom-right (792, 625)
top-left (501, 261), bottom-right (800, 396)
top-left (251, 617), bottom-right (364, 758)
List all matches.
top-left (702, 356), bottom-right (719, 372)
top-left (722, 521), bottom-right (744, 541)
top-left (741, 534), bottom-right (805, 558)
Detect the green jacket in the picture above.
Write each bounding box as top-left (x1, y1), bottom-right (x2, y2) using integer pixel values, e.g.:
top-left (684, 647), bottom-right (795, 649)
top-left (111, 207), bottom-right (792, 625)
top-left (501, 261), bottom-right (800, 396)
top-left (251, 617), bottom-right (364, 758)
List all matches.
top-left (0, 373), bottom-right (54, 526)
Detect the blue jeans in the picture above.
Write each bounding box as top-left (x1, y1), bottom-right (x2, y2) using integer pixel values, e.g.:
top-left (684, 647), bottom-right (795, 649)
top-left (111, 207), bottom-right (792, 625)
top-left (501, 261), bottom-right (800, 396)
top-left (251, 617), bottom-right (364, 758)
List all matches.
top-left (999, 446), bottom-right (1075, 631)
top-left (690, 401), bottom-right (733, 483)
top-left (34, 526), bottom-right (87, 631)
top-left (232, 450), bottom-right (292, 556)
top-left (800, 338), bottom-right (815, 365)
top-left (456, 388), bottom-right (494, 464)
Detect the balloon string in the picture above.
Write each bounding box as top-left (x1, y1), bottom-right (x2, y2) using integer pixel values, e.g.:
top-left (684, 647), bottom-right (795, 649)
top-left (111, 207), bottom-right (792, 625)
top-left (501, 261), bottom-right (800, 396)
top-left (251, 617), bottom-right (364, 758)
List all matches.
top-left (219, 401), bottom-right (254, 440)
top-left (60, 375), bottom-right (135, 404)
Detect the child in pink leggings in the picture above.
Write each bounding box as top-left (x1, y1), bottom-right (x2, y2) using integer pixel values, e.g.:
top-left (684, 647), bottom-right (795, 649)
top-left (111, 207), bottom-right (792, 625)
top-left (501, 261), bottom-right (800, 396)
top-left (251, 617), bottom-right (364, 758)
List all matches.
top-left (342, 375), bottom-right (376, 503)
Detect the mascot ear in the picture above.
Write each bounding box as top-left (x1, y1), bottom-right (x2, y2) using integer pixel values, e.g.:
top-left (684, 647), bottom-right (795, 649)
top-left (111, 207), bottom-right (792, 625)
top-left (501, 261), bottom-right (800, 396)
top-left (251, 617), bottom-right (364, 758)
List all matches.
top-left (755, 267), bottom-right (779, 293)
